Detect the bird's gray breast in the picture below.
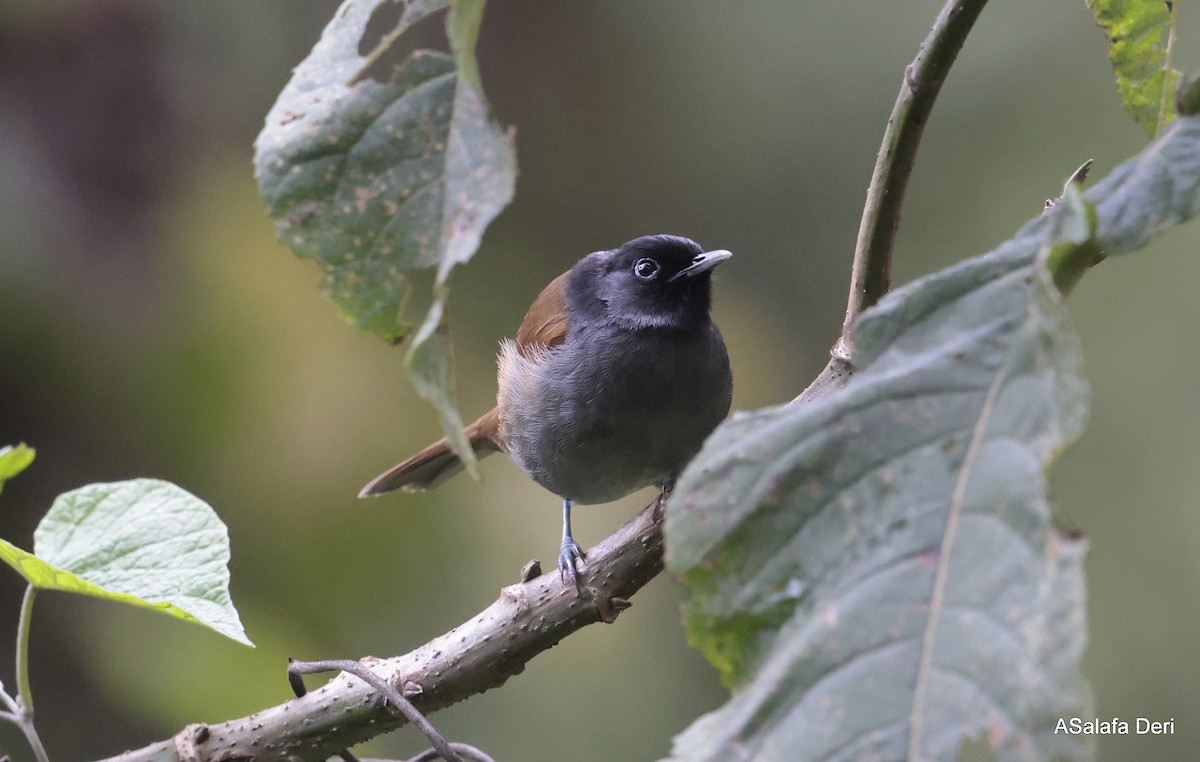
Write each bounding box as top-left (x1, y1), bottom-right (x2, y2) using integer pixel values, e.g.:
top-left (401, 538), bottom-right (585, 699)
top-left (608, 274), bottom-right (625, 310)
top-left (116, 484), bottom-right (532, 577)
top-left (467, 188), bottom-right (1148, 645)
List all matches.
top-left (497, 325), bottom-right (731, 504)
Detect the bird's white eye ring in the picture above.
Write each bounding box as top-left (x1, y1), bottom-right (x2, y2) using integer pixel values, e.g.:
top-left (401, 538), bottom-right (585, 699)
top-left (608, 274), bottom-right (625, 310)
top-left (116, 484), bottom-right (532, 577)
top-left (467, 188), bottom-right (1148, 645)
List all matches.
top-left (634, 257), bottom-right (660, 280)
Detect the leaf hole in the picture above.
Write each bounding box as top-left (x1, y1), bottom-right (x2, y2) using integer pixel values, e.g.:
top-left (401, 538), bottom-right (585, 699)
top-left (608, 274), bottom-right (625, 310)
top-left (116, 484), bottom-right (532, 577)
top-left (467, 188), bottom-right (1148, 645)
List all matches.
top-left (358, 1), bottom-right (450, 83)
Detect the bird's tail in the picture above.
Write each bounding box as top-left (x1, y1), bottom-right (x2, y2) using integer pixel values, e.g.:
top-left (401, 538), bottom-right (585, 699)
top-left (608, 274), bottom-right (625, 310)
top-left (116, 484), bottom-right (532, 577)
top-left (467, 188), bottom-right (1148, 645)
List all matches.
top-left (358, 409), bottom-right (502, 497)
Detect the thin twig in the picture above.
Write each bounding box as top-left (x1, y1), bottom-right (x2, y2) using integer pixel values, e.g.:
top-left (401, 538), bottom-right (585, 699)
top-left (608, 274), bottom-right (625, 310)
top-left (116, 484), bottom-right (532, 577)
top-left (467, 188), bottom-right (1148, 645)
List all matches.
top-left (0, 685), bottom-right (18, 714)
top-left (289, 658), bottom-right (466, 762)
top-left (797, 0), bottom-right (991, 402)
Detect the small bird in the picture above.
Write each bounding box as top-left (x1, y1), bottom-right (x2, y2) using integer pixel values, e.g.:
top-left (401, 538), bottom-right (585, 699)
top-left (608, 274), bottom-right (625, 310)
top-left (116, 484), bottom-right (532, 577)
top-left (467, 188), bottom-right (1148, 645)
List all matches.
top-left (359, 234), bottom-right (733, 582)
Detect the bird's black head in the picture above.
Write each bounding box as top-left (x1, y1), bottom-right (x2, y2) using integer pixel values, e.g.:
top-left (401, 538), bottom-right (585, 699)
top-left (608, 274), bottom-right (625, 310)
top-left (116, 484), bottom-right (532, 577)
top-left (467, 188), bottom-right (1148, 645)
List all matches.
top-left (565, 235), bottom-right (732, 332)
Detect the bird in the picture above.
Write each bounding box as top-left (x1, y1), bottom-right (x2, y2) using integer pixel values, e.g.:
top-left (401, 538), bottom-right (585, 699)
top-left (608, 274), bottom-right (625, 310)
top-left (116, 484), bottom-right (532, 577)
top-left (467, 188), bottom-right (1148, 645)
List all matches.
top-left (359, 234), bottom-right (733, 583)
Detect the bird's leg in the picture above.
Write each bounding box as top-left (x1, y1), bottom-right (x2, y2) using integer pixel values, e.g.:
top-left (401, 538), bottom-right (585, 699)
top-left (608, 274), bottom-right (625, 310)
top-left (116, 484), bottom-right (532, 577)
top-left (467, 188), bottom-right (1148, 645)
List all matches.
top-left (558, 499), bottom-right (585, 584)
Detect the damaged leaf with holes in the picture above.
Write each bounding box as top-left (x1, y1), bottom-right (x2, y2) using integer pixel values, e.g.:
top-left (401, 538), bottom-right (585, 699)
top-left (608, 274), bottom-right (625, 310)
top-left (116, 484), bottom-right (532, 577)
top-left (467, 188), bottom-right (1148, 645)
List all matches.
top-left (665, 113), bottom-right (1200, 761)
top-left (253, 0), bottom-right (515, 464)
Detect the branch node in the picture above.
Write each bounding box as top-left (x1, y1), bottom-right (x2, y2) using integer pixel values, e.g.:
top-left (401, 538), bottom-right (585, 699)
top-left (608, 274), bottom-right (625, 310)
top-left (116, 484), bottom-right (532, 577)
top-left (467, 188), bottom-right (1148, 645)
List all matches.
top-left (831, 335), bottom-right (854, 364)
top-left (518, 560), bottom-right (541, 583)
top-left (171, 724), bottom-right (210, 762)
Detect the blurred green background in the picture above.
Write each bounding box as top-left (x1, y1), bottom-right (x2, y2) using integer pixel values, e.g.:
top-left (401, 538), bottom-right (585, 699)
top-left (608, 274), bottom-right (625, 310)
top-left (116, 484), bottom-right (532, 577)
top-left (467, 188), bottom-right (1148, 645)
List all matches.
top-left (1, 1), bottom-right (1198, 760)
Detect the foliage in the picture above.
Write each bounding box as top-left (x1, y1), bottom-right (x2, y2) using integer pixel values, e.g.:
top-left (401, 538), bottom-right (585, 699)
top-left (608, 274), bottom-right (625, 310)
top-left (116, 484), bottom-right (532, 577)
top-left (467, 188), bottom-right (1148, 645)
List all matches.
top-left (0, 452), bottom-right (249, 758)
top-left (664, 112), bottom-right (1200, 761)
top-left (0, 473), bottom-right (250, 646)
top-left (254, 0), bottom-right (515, 467)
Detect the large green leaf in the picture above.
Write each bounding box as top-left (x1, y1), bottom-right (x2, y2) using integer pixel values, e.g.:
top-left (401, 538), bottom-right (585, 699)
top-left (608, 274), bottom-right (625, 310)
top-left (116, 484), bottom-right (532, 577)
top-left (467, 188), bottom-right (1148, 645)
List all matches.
top-left (0, 443), bottom-right (35, 494)
top-left (254, 0), bottom-right (515, 466)
top-left (0, 479), bottom-right (252, 646)
top-left (1085, 0), bottom-right (1180, 136)
top-left (666, 113), bottom-right (1200, 761)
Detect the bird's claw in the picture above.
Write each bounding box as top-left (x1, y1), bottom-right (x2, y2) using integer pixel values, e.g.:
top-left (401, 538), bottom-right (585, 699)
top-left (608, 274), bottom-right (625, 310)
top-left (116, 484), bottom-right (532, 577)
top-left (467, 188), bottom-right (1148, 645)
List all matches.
top-left (558, 539), bottom-right (585, 584)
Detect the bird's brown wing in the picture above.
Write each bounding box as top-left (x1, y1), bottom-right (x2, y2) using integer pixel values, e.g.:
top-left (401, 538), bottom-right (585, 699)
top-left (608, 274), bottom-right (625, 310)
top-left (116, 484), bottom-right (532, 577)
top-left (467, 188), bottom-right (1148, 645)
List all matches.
top-left (514, 270), bottom-right (570, 353)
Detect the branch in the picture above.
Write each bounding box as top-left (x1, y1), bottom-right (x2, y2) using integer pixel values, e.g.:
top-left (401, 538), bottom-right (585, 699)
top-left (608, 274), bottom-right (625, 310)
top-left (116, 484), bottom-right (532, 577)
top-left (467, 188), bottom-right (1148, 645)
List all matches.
top-left (797, 0), bottom-right (991, 402)
top-left (100, 500), bottom-right (665, 762)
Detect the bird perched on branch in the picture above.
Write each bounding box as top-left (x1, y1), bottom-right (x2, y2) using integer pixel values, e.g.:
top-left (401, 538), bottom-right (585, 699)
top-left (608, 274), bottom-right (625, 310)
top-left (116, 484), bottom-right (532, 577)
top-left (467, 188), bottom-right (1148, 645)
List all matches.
top-left (359, 234), bottom-right (733, 583)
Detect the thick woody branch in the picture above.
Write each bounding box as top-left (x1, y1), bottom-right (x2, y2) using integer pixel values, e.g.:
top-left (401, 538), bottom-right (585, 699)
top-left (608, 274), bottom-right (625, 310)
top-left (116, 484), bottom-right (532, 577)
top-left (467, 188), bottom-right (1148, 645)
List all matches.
top-left (797, 0), bottom-right (990, 402)
top-left (99, 501), bottom-right (665, 762)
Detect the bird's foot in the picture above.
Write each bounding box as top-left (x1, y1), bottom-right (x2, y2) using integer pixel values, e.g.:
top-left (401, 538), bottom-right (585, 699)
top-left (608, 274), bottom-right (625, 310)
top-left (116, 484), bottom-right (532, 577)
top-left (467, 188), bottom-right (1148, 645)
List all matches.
top-left (558, 538), bottom-right (586, 585)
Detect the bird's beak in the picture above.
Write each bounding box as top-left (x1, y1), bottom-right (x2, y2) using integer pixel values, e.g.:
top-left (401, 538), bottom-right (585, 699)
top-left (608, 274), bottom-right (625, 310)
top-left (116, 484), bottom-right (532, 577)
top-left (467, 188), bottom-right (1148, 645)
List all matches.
top-left (669, 249), bottom-right (733, 281)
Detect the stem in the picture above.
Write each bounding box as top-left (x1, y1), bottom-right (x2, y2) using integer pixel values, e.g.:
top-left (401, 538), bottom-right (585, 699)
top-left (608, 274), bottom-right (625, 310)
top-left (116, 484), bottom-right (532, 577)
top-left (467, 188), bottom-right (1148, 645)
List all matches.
top-left (796, 0), bottom-right (991, 402)
top-left (18, 718), bottom-right (51, 762)
top-left (16, 585), bottom-right (36, 715)
top-left (12, 584), bottom-right (49, 762)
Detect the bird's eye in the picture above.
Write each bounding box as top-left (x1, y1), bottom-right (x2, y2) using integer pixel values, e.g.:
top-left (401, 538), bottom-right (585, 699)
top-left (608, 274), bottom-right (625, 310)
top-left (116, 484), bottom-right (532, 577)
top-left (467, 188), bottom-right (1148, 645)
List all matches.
top-left (633, 257), bottom-right (660, 280)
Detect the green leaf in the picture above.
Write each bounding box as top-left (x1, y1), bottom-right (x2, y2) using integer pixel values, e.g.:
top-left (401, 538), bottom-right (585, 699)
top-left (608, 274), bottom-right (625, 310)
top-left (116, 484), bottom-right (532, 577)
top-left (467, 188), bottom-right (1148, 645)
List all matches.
top-left (0, 479), bottom-right (252, 646)
top-left (666, 115), bottom-right (1200, 761)
top-left (254, 0), bottom-right (515, 465)
top-left (667, 235), bottom-right (1093, 762)
top-left (0, 443), bottom-right (36, 494)
top-left (1085, 0), bottom-right (1180, 136)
